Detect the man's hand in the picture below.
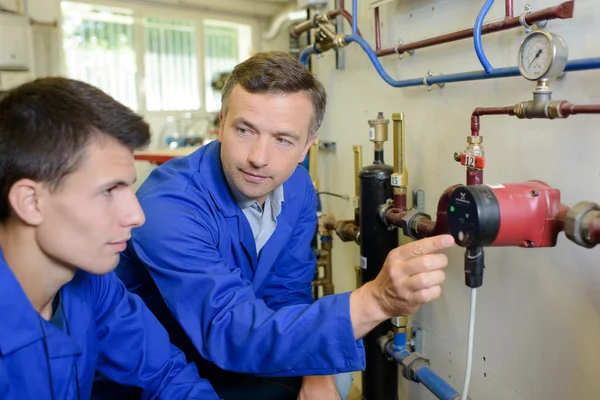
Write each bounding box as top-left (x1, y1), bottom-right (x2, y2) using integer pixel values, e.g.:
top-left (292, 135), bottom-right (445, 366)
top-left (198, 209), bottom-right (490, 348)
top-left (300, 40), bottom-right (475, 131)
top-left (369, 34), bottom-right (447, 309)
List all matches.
top-left (297, 375), bottom-right (341, 400)
top-left (350, 235), bottom-right (454, 339)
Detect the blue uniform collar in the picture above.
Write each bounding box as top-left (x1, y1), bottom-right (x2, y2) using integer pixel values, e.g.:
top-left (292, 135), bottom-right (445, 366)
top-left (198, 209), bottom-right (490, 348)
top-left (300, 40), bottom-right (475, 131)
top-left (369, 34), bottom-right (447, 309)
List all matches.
top-left (0, 248), bottom-right (81, 358)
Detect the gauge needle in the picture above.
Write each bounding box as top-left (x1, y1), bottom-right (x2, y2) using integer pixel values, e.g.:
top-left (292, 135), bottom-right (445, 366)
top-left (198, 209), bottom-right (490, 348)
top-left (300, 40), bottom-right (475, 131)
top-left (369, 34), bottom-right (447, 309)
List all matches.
top-left (529, 49), bottom-right (543, 68)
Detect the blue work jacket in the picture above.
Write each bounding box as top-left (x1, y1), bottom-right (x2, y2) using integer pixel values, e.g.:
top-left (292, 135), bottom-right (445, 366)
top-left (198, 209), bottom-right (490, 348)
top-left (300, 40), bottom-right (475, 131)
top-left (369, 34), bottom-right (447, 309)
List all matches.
top-left (0, 249), bottom-right (218, 399)
top-left (117, 140), bottom-right (366, 377)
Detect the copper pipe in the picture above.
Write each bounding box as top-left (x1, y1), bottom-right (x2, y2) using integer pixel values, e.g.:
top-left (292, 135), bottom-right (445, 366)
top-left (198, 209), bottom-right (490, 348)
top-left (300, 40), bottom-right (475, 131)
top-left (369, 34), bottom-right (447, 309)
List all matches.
top-left (589, 214), bottom-right (600, 244)
top-left (505, 0), bottom-right (514, 18)
top-left (321, 240), bottom-right (334, 295)
top-left (472, 106), bottom-right (515, 117)
top-left (326, 9), bottom-right (364, 38)
top-left (560, 103), bottom-right (600, 115)
top-left (374, 7), bottom-right (381, 51)
top-left (467, 170), bottom-right (483, 186)
top-left (471, 106), bottom-right (514, 136)
top-left (393, 192), bottom-right (407, 211)
top-left (386, 185), bottom-right (460, 238)
top-left (375, 1), bottom-right (574, 57)
top-left (555, 203), bottom-right (570, 233)
top-left (291, 18), bottom-right (316, 37)
top-left (471, 115), bottom-right (480, 137)
top-left (385, 208), bottom-right (406, 228)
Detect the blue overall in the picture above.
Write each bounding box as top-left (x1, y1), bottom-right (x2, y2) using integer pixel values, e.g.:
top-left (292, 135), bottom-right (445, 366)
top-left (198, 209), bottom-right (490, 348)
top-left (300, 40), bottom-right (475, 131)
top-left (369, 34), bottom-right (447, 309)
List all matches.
top-left (0, 249), bottom-right (218, 400)
top-left (116, 141), bottom-right (365, 397)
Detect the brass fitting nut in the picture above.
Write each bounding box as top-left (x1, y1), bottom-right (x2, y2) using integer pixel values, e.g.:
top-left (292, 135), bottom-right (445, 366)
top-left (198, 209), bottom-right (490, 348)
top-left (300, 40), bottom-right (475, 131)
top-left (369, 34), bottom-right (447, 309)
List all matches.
top-left (466, 136), bottom-right (483, 144)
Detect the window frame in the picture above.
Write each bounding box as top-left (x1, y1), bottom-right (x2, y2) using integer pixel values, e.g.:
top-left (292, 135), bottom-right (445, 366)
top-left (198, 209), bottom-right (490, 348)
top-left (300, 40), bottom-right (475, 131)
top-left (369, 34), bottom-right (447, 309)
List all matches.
top-left (60, 0), bottom-right (260, 116)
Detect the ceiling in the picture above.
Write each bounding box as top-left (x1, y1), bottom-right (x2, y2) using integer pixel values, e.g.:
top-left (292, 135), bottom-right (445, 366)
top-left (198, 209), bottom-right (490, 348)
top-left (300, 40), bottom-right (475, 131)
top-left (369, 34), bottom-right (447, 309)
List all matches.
top-left (137, 0), bottom-right (299, 18)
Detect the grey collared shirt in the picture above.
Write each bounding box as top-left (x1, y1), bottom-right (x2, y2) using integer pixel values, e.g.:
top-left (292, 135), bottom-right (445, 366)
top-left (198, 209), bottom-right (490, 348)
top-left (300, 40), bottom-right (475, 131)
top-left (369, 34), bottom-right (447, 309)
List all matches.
top-left (227, 180), bottom-right (284, 255)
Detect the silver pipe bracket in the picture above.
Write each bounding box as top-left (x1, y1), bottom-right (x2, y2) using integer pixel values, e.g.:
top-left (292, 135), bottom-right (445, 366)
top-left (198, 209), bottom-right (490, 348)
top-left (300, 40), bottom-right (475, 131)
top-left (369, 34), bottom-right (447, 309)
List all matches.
top-left (395, 39), bottom-right (415, 59)
top-left (519, 4), bottom-right (533, 33)
top-left (423, 70), bottom-right (445, 92)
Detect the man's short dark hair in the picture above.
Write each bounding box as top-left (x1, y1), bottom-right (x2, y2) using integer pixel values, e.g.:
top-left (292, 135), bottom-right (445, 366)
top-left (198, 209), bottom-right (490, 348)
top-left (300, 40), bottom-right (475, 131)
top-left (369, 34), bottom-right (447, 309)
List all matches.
top-left (221, 51), bottom-right (327, 136)
top-left (0, 77), bottom-right (150, 221)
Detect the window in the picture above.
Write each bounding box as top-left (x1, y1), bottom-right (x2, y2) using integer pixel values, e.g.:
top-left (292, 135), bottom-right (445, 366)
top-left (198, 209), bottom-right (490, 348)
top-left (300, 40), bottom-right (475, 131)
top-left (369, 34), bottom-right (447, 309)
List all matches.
top-left (62, 2), bottom-right (138, 110)
top-left (145, 18), bottom-right (200, 112)
top-left (62, 2), bottom-right (253, 114)
top-left (204, 20), bottom-right (252, 112)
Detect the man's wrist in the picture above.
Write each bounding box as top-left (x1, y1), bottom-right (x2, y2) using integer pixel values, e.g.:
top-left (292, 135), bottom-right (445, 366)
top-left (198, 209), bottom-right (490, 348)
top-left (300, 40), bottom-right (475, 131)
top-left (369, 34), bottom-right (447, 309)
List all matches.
top-left (349, 282), bottom-right (389, 339)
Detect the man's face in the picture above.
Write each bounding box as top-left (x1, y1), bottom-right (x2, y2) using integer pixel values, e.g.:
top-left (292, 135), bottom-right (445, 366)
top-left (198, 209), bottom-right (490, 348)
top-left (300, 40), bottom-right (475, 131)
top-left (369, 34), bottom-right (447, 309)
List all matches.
top-left (35, 135), bottom-right (145, 275)
top-left (219, 85), bottom-right (317, 205)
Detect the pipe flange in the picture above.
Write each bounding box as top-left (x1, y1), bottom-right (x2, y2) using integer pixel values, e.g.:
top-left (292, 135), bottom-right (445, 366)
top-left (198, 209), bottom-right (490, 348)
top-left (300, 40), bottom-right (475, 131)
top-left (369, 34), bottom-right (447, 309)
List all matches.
top-left (519, 4), bottom-right (533, 33)
top-left (400, 352), bottom-right (430, 382)
top-left (379, 200), bottom-right (396, 230)
top-left (401, 208), bottom-right (432, 239)
top-left (565, 202), bottom-right (600, 248)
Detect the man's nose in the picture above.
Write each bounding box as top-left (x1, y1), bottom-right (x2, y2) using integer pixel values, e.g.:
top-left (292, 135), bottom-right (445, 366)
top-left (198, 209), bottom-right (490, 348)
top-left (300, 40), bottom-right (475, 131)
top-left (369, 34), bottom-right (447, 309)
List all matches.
top-left (248, 136), bottom-right (270, 169)
top-left (122, 192), bottom-right (146, 228)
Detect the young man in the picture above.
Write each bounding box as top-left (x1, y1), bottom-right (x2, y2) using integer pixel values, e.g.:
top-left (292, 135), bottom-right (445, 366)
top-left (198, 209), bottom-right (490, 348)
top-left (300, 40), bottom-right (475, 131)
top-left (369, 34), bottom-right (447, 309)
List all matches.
top-left (116, 51), bottom-right (454, 400)
top-left (0, 78), bottom-right (218, 399)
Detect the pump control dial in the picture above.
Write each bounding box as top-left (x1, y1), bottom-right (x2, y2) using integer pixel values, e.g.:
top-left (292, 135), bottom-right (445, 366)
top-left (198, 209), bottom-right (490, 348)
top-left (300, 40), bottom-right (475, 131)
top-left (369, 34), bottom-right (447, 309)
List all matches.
top-left (447, 185), bottom-right (501, 247)
top-left (518, 31), bottom-right (568, 81)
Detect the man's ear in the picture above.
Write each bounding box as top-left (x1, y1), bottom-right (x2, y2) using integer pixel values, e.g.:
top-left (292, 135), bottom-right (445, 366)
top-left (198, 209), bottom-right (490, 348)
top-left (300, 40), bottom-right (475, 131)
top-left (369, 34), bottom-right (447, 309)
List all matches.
top-left (299, 134), bottom-right (318, 163)
top-left (218, 111), bottom-right (225, 142)
top-left (7, 179), bottom-right (44, 226)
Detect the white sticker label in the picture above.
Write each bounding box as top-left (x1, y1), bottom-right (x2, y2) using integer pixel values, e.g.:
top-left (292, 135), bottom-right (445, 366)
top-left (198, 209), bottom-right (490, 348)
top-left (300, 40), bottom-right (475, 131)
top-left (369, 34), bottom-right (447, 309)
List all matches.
top-left (465, 155), bottom-right (475, 168)
top-left (369, 127), bottom-right (375, 140)
top-left (360, 256), bottom-right (367, 269)
top-left (486, 183), bottom-right (505, 189)
top-left (352, 197), bottom-right (359, 209)
top-left (391, 175), bottom-right (400, 187)
top-left (391, 317), bottom-right (400, 327)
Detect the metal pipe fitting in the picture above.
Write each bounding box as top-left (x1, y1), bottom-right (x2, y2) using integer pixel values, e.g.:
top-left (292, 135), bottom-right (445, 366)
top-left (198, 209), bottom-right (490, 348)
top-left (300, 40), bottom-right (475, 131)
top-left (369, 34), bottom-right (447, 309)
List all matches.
top-left (335, 220), bottom-right (360, 243)
top-left (565, 202), bottom-right (600, 248)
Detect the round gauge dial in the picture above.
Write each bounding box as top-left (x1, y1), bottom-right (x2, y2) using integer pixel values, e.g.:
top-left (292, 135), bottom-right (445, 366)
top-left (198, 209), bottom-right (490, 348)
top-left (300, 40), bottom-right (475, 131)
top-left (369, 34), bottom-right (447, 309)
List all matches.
top-left (518, 31), bottom-right (568, 81)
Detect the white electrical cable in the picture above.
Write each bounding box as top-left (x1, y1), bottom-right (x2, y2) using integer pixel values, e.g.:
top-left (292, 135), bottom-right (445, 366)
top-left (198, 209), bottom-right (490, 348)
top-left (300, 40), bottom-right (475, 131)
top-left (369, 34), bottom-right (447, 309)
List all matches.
top-left (461, 288), bottom-right (477, 400)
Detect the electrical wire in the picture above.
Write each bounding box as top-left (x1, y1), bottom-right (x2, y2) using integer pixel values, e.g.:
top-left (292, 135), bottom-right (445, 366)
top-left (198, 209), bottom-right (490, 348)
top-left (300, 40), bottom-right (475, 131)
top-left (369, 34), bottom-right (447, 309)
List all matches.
top-left (316, 191), bottom-right (349, 200)
top-left (461, 288), bottom-right (477, 400)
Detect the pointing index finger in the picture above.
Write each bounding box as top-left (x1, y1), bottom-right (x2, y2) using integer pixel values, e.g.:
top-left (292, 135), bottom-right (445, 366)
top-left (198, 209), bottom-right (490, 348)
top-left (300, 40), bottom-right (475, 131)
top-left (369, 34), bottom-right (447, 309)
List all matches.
top-left (391, 235), bottom-right (455, 262)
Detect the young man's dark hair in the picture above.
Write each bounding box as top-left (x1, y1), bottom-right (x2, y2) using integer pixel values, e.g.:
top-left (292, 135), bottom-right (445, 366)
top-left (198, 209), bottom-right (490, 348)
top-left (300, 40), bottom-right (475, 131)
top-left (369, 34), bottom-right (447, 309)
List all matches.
top-left (0, 77), bottom-right (218, 399)
top-left (0, 77), bottom-right (149, 221)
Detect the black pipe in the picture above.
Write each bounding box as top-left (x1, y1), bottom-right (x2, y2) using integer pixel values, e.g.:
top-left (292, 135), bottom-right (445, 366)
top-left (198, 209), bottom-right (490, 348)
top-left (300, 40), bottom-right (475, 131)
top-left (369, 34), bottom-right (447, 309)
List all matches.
top-left (359, 150), bottom-right (398, 400)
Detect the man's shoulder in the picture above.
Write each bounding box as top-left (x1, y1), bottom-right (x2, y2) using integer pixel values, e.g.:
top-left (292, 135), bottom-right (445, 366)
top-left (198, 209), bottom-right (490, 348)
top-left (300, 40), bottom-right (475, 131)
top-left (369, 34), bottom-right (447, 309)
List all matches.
top-left (283, 164), bottom-right (315, 202)
top-left (137, 145), bottom-right (213, 199)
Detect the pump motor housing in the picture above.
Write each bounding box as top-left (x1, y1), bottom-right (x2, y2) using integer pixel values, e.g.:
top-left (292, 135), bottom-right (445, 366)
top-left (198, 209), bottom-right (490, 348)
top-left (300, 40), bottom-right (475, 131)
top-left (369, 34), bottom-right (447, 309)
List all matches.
top-left (447, 181), bottom-right (561, 248)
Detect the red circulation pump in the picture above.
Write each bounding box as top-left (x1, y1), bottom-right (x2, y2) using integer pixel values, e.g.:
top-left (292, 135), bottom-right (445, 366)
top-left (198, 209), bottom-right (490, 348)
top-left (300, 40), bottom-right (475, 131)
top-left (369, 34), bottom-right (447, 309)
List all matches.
top-left (447, 181), bottom-right (561, 248)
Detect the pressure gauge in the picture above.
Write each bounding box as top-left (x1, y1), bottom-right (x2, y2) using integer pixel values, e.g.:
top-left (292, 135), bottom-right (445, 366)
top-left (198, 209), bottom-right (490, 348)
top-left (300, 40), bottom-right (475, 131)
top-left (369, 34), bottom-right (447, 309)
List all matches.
top-left (517, 31), bottom-right (568, 81)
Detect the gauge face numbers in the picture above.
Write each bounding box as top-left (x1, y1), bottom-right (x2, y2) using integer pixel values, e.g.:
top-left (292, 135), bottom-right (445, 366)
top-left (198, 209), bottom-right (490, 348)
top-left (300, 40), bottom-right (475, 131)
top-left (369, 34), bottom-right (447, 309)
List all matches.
top-left (518, 31), bottom-right (569, 81)
top-left (519, 32), bottom-right (554, 80)
top-left (519, 32), bottom-right (552, 80)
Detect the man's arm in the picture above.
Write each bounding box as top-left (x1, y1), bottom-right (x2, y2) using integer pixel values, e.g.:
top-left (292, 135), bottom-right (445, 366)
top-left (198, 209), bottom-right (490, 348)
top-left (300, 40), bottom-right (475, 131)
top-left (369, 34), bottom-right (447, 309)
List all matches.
top-left (130, 190), bottom-right (454, 376)
top-left (131, 194), bottom-right (365, 376)
top-left (92, 272), bottom-right (219, 400)
top-left (350, 234), bottom-right (454, 339)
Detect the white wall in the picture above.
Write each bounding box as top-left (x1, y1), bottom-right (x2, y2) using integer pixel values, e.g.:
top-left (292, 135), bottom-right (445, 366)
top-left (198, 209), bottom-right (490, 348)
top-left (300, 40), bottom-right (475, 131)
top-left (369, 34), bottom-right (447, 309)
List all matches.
top-left (299, 0), bottom-right (600, 399)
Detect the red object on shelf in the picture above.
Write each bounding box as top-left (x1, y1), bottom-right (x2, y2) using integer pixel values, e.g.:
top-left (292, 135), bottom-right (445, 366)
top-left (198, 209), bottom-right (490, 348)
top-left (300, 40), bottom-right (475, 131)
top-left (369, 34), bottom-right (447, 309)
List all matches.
top-left (134, 154), bottom-right (178, 165)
